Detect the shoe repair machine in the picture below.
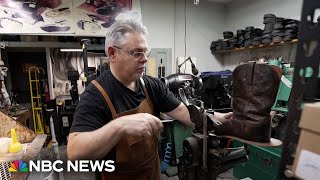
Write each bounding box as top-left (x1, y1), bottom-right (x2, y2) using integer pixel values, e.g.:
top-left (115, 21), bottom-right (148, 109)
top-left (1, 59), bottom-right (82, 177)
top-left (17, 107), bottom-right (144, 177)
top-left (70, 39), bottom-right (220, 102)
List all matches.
top-left (160, 73), bottom-right (249, 180)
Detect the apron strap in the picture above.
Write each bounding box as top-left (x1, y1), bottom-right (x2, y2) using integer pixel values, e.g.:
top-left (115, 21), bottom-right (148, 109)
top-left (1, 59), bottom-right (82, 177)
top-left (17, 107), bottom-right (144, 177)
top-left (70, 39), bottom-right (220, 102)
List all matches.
top-left (92, 80), bottom-right (118, 119)
top-left (140, 78), bottom-right (154, 110)
top-left (140, 77), bottom-right (150, 100)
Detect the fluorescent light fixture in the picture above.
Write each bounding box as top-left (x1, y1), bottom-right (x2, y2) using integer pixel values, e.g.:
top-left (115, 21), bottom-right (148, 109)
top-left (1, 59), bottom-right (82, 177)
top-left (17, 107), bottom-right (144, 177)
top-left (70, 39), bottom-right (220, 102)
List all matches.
top-left (60, 49), bottom-right (83, 52)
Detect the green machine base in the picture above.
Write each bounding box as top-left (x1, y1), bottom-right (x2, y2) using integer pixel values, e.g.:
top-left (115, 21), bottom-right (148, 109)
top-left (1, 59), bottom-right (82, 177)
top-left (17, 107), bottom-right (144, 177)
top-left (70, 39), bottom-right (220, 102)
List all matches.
top-left (233, 141), bottom-right (282, 180)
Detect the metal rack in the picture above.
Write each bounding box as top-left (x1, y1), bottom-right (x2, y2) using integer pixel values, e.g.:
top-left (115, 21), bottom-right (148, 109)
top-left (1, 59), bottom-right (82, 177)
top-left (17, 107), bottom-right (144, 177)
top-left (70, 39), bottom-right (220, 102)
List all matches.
top-left (278, 0), bottom-right (320, 179)
top-left (0, 161), bottom-right (11, 180)
top-left (28, 67), bottom-right (47, 134)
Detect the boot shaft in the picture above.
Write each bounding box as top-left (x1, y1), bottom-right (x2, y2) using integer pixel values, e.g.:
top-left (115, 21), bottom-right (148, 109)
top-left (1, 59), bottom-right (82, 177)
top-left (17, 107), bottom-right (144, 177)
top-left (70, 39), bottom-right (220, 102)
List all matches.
top-left (232, 63), bottom-right (281, 125)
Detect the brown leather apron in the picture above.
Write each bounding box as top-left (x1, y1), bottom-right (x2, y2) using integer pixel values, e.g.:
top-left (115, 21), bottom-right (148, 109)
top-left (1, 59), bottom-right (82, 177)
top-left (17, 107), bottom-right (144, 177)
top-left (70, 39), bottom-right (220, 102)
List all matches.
top-left (92, 78), bottom-right (161, 180)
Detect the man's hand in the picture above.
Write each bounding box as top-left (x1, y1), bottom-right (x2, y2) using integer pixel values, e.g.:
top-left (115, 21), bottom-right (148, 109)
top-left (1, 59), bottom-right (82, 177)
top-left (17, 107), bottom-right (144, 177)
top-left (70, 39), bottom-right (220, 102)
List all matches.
top-left (68, 113), bottom-right (163, 160)
top-left (214, 112), bottom-right (233, 122)
top-left (116, 113), bottom-right (163, 137)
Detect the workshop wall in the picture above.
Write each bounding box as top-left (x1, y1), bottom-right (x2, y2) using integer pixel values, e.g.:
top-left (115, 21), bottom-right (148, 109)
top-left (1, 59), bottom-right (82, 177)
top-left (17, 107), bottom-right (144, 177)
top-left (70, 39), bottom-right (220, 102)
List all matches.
top-left (140, 0), bottom-right (175, 74)
top-left (174, 0), bottom-right (226, 72)
top-left (215, 0), bottom-right (303, 70)
top-left (141, 0), bottom-right (302, 73)
top-left (141, 0), bottom-right (227, 73)
top-left (225, 0), bottom-right (303, 31)
top-left (141, 0), bottom-right (175, 50)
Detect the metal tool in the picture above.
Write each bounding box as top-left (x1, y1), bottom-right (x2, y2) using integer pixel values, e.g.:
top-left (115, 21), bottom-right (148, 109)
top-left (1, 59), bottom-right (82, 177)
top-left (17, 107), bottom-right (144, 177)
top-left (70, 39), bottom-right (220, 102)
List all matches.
top-left (161, 120), bottom-right (174, 123)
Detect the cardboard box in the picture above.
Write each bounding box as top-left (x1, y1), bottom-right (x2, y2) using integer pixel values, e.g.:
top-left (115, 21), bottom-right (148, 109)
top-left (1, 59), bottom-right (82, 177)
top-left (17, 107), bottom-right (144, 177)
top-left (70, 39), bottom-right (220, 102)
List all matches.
top-left (293, 102), bottom-right (320, 180)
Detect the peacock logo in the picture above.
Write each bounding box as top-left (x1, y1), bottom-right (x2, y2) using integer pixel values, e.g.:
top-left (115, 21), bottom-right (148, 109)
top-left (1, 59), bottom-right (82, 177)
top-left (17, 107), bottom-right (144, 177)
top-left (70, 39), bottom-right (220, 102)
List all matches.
top-left (9, 160), bottom-right (28, 172)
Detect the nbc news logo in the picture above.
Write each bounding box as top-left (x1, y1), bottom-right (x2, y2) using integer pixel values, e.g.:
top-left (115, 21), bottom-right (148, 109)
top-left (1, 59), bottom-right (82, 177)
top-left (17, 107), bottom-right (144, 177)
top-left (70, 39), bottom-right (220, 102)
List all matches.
top-left (9, 160), bottom-right (28, 173)
top-left (7, 159), bottom-right (115, 173)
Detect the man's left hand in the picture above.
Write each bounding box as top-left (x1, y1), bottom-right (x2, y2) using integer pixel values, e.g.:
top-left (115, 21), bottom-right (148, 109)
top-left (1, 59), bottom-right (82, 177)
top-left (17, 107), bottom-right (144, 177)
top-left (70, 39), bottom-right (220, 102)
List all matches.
top-left (214, 112), bottom-right (233, 121)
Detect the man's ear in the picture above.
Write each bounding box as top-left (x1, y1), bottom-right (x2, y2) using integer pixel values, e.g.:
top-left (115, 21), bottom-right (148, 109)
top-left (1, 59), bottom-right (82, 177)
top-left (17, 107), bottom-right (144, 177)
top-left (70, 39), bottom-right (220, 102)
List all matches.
top-left (107, 47), bottom-right (116, 62)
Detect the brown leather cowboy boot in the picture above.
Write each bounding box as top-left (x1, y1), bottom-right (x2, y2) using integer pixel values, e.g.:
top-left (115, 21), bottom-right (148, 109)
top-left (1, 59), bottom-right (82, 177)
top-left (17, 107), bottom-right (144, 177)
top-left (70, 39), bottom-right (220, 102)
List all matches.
top-left (213, 62), bottom-right (281, 144)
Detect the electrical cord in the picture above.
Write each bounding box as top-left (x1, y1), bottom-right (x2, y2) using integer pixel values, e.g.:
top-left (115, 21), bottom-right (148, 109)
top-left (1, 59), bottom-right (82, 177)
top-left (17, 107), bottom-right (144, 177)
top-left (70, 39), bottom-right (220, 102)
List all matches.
top-left (160, 135), bottom-right (172, 173)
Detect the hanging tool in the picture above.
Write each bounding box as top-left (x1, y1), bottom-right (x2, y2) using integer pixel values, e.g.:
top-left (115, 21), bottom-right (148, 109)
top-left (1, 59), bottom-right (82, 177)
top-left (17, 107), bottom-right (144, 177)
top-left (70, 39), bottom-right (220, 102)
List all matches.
top-left (81, 39), bottom-right (91, 87)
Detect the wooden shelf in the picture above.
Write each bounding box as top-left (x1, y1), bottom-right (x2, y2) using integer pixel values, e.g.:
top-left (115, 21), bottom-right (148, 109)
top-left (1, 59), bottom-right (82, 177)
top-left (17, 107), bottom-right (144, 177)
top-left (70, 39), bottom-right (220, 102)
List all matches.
top-left (213, 39), bottom-right (298, 54)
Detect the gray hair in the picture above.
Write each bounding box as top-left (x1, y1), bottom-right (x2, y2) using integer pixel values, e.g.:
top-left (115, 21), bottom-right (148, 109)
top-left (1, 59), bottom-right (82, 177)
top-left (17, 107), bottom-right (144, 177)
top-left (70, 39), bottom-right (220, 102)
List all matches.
top-left (105, 17), bottom-right (148, 55)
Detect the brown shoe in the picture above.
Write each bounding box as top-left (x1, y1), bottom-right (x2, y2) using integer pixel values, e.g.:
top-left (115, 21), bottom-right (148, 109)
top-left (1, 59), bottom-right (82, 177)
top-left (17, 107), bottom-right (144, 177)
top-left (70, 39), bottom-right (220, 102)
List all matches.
top-left (213, 62), bottom-right (281, 146)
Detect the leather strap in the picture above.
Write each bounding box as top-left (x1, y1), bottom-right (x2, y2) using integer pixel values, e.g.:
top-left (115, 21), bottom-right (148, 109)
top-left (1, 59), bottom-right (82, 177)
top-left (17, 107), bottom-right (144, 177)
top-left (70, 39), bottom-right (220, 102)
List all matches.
top-left (92, 80), bottom-right (118, 119)
top-left (140, 78), bottom-right (154, 109)
top-left (140, 78), bottom-right (150, 99)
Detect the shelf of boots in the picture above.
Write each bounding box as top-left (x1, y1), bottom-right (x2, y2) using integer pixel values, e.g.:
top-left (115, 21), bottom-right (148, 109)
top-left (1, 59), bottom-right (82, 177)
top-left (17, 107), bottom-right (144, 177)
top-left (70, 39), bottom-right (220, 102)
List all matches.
top-left (213, 39), bottom-right (298, 54)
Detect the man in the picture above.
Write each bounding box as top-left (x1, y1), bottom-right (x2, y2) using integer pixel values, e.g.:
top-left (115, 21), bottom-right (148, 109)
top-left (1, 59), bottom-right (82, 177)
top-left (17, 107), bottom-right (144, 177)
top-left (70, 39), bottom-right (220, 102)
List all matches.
top-left (67, 17), bottom-right (232, 180)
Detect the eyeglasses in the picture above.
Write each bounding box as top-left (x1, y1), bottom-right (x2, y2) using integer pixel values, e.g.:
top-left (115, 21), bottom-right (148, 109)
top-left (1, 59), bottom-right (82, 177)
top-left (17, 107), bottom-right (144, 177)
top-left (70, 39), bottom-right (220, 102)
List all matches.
top-left (113, 46), bottom-right (151, 60)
